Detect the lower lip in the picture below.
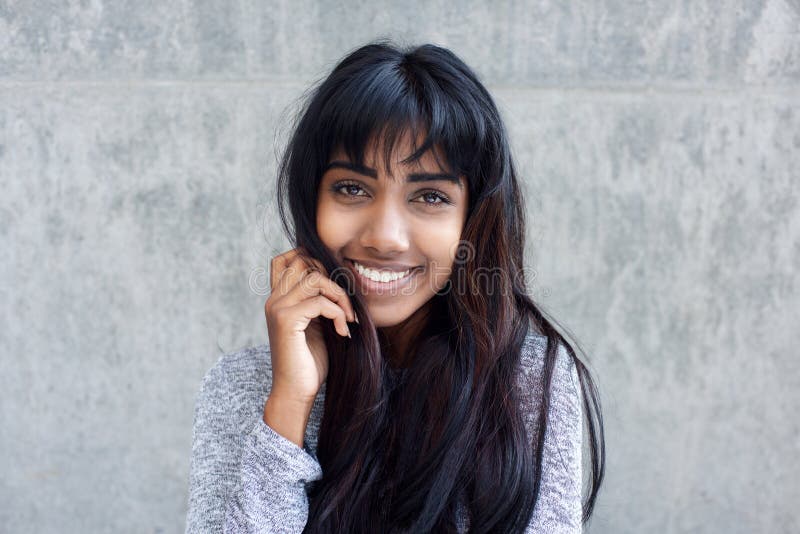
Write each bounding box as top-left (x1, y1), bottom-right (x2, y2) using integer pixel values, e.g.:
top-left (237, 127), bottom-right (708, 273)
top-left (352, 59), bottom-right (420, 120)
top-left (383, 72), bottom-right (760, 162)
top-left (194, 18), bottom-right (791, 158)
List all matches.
top-left (346, 260), bottom-right (423, 295)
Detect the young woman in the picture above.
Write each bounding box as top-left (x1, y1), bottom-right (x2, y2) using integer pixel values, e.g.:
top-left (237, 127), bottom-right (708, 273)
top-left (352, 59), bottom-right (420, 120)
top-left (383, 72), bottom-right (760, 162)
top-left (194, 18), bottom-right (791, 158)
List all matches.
top-left (186, 40), bottom-right (605, 533)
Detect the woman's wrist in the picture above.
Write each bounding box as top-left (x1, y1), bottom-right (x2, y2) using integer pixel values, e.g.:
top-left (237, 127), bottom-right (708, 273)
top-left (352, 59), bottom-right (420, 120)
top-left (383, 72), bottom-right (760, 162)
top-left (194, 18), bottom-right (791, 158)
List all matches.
top-left (262, 393), bottom-right (315, 448)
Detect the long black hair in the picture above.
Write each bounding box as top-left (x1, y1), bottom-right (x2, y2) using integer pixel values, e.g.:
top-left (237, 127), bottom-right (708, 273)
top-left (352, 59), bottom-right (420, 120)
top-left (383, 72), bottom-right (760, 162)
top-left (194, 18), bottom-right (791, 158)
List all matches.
top-left (274, 39), bottom-right (604, 532)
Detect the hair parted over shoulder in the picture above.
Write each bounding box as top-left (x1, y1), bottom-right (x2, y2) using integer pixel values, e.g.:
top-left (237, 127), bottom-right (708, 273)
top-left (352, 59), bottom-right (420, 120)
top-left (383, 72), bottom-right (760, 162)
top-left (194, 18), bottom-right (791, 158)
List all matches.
top-left (275, 38), bottom-right (605, 533)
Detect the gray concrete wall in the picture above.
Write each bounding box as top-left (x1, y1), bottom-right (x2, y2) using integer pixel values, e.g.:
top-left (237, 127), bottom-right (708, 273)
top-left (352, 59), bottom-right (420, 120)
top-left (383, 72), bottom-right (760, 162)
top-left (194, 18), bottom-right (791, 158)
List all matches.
top-left (1, 1), bottom-right (797, 532)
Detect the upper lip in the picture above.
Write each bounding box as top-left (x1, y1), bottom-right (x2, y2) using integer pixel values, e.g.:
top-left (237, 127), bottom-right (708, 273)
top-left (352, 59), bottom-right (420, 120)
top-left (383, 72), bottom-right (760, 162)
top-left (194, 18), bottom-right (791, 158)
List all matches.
top-left (347, 258), bottom-right (423, 272)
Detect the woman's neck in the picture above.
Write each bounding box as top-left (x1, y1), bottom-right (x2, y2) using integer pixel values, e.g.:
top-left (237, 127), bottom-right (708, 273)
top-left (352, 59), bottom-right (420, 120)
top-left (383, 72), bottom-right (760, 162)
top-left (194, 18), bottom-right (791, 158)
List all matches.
top-left (379, 300), bottom-right (432, 369)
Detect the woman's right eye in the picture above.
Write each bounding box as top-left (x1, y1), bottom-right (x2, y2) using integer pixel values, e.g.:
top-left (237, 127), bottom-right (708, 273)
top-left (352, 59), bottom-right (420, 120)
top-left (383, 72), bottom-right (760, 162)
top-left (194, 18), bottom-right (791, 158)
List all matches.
top-left (331, 181), bottom-right (368, 198)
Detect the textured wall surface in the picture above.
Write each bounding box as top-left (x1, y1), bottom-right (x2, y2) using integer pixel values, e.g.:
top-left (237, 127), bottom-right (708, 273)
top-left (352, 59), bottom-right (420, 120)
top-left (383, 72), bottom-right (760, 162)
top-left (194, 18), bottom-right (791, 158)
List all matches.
top-left (2, 1), bottom-right (798, 533)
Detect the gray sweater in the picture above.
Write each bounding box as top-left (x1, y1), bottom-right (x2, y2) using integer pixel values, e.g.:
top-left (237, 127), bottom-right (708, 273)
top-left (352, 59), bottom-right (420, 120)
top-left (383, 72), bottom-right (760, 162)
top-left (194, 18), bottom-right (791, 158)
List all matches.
top-left (185, 331), bottom-right (584, 533)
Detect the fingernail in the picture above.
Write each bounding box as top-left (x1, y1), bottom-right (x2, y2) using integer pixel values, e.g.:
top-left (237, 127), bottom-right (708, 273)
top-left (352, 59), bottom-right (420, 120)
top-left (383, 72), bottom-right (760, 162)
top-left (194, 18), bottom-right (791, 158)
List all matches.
top-left (354, 312), bottom-right (360, 324)
top-left (346, 326), bottom-right (352, 338)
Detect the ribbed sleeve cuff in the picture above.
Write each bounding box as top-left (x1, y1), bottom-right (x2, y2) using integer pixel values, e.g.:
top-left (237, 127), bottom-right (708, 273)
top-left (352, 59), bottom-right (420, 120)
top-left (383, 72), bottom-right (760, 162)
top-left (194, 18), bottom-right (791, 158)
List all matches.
top-left (250, 418), bottom-right (323, 484)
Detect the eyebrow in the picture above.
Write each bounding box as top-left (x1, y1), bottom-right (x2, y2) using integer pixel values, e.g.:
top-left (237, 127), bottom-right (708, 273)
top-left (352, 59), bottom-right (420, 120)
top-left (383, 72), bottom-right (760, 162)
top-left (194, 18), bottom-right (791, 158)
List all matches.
top-left (324, 161), bottom-right (463, 189)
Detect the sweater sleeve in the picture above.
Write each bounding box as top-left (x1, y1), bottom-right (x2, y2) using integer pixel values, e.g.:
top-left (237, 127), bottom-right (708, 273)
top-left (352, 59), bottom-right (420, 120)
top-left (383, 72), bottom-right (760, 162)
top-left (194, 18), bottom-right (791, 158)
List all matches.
top-left (186, 357), bottom-right (241, 533)
top-left (222, 418), bottom-right (323, 532)
top-left (184, 352), bottom-right (323, 534)
top-left (524, 342), bottom-right (584, 534)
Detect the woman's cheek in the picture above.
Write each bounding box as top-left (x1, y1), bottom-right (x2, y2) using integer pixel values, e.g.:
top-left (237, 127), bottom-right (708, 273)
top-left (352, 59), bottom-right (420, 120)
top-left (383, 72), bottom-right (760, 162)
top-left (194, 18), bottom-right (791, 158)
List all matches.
top-left (316, 201), bottom-right (345, 248)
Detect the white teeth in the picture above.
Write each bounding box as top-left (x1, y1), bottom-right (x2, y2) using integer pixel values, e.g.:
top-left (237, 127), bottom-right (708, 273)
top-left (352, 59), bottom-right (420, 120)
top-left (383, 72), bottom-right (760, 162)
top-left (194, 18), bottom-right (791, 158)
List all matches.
top-left (353, 261), bottom-right (411, 283)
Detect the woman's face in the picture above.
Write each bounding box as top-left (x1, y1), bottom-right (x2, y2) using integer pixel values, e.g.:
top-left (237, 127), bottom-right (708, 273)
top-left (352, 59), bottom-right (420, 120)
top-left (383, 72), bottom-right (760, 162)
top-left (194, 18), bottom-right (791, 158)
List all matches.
top-left (317, 133), bottom-right (469, 328)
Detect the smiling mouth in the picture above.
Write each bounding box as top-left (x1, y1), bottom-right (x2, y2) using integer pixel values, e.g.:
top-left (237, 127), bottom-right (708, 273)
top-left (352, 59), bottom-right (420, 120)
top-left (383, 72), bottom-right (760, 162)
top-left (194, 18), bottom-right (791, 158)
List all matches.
top-left (347, 259), bottom-right (422, 278)
top-left (345, 259), bottom-right (424, 291)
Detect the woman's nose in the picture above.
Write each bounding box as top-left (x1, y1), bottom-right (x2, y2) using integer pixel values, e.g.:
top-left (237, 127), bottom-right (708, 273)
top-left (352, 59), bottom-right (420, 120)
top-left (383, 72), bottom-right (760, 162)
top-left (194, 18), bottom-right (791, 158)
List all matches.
top-left (359, 199), bottom-right (410, 254)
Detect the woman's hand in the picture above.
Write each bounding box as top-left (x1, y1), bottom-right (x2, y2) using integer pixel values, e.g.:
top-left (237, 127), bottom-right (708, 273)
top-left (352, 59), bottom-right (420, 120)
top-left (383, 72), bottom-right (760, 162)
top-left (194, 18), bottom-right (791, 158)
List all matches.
top-left (265, 247), bottom-right (357, 404)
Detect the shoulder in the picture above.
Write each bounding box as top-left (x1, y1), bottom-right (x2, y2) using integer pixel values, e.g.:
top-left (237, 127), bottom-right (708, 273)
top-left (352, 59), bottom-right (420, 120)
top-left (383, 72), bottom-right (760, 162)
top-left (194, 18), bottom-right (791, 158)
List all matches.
top-left (195, 344), bottom-right (274, 422)
top-left (516, 330), bottom-right (582, 430)
top-left (200, 343), bottom-right (272, 391)
top-left (518, 330), bottom-right (577, 386)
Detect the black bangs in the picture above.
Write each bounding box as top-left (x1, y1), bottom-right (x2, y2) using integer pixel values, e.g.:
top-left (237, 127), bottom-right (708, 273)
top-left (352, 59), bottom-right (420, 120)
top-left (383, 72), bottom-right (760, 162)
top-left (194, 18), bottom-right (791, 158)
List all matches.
top-left (309, 43), bottom-right (493, 195)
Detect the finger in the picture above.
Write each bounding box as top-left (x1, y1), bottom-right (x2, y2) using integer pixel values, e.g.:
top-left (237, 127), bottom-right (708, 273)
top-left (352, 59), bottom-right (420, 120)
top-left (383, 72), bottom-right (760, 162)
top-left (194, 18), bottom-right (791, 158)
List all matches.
top-left (295, 249), bottom-right (329, 277)
top-left (270, 248), bottom-right (303, 291)
top-left (285, 294), bottom-right (351, 338)
top-left (294, 255), bottom-right (358, 323)
top-left (274, 253), bottom-right (318, 296)
top-left (274, 249), bottom-right (335, 296)
top-left (272, 254), bottom-right (310, 295)
top-left (281, 269), bottom-right (356, 323)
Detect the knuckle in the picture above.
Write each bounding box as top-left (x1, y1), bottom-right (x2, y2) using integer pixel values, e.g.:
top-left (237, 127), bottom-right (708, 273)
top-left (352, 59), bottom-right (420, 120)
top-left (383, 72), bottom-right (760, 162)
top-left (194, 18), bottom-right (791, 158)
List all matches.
top-left (299, 254), bottom-right (324, 272)
top-left (300, 270), bottom-right (319, 288)
top-left (333, 280), bottom-right (348, 297)
top-left (271, 306), bottom-right (288, 324)
top-left (282, 263), bottom-right (296, 277)
top-left (270, 255), bottom-right (283, 271)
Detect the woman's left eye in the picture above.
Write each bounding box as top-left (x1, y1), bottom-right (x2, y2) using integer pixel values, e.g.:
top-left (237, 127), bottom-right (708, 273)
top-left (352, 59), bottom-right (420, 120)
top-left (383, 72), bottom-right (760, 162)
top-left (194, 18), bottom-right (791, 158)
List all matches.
top-left (414, 191), bottom-right (452, 207)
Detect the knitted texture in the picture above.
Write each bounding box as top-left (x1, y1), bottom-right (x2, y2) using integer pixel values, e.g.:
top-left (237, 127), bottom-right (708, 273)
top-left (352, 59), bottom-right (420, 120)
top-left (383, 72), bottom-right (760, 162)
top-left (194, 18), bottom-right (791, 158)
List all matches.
top-left (185, 331), bottom-right (584, 533)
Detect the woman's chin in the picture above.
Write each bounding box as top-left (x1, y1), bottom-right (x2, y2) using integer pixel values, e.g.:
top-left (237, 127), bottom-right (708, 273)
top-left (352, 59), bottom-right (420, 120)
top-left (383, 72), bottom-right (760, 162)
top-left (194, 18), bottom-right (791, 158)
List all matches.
top-left (363, 306), bottom-right (413, 329)
top-left (369, 299), bottom-right (434, 330)
top-left (371, 315), bottom-right (410, 329)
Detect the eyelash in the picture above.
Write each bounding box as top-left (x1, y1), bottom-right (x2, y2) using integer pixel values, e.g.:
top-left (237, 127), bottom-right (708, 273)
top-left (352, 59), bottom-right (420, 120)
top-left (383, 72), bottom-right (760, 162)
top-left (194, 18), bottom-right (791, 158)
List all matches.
top-left (330, 180), bottom-right (453, 207)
